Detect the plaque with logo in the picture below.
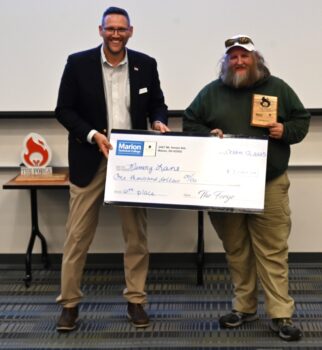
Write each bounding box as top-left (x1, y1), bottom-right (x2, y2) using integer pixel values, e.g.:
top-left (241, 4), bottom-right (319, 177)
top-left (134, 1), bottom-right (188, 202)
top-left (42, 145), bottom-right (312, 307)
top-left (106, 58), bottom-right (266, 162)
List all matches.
top-left (18, 132), bottom-right (66, 181)
top-left (251, 94), bottom-right (278, 127)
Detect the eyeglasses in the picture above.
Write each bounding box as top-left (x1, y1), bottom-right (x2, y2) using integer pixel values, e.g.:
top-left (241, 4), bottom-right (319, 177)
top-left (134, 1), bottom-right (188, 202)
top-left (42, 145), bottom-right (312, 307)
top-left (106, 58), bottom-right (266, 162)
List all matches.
top-left (225, 36), bottom-right (254, 48)
top-left (103, 27), bottom-right (129, 35)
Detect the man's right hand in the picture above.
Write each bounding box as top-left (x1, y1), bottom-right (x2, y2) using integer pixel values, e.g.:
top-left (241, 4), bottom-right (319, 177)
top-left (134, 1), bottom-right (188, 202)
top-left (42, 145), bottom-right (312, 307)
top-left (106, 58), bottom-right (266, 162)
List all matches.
top-left (93, 132), bottom-right (113, 158)
top-left (210, 128), bottom-right (224, 138)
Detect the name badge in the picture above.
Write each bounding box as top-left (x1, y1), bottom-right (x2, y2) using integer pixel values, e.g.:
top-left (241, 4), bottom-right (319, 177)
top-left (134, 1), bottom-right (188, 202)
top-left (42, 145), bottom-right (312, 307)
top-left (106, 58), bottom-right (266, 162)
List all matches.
top-left (251, 94), bottom-right (278, 127)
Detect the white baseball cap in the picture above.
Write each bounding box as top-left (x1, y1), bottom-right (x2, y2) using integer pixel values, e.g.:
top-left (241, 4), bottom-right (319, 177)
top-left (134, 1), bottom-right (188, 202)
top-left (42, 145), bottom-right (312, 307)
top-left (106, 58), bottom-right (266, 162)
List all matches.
top-left (225, 34), bottom-right (256, 53)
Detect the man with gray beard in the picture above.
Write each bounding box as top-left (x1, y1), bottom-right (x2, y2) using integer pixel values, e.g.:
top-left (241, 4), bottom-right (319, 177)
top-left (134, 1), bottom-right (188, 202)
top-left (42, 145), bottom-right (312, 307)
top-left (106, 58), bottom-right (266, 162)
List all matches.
top-left (220, 41), bottom-right (269, 89)
top-left (183, 35), bottom-right (310, 341)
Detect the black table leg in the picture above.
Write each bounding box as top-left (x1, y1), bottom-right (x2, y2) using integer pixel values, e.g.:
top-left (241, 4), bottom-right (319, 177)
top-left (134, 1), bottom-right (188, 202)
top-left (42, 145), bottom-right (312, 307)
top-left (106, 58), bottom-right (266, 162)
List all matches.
top-left (197, 210), bottom-right (204, 285)
top-left (23, 189), bottom-right (50, 287)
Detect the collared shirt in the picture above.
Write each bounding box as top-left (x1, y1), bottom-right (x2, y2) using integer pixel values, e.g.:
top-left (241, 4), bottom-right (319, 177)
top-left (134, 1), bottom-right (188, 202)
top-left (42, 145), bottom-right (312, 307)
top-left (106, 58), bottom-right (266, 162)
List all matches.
top-left (87, 45), bottom-right (131, 143)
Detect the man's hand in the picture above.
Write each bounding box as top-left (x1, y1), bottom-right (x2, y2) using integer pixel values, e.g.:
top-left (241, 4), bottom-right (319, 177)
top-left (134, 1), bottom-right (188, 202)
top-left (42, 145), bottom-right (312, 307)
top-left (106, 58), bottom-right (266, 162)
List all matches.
top-left (210, 128), bottom-right (224, 138)
top-left (267, 122), bottom-right (284, 139)
top-left (152, 121), bottom-right (170, 133)
top-left (93, 132), bottom-right (113, 158)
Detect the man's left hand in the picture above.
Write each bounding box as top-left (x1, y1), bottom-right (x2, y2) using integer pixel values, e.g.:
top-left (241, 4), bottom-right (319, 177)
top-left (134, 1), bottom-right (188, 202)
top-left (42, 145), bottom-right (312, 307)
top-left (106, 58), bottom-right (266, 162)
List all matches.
top-left (152, 121), bottom-right (170, 133)
top-left (268, 122), bottom-right (284, 139)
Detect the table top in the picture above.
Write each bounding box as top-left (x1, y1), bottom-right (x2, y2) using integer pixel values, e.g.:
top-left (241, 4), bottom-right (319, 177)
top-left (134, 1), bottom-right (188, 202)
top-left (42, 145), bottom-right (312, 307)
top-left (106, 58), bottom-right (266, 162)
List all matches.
top-left (2, 169), bottom-right (70, 190)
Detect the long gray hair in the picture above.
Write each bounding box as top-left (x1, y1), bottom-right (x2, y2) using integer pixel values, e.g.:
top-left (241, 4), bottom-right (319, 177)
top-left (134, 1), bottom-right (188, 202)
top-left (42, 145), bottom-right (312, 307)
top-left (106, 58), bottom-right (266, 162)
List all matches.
top-left (219, 51), bottom-right (270, 88)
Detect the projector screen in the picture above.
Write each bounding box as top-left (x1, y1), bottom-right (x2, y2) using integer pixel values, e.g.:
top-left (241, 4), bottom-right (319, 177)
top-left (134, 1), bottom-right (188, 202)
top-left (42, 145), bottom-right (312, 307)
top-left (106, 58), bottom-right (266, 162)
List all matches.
top-left (1, 0), bottom-right (321, 111)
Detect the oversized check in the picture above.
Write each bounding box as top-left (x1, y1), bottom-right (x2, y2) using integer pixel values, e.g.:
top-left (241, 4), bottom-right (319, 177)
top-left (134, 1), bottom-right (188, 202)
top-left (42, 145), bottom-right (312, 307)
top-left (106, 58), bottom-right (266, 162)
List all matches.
top-left (104, 130), bottom-right (268, 212)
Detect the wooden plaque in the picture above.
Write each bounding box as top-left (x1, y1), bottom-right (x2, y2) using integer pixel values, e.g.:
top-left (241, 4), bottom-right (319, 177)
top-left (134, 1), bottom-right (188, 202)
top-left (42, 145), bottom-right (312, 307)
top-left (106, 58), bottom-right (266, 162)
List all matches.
top-left (251, 94), bottom-right (278, 127)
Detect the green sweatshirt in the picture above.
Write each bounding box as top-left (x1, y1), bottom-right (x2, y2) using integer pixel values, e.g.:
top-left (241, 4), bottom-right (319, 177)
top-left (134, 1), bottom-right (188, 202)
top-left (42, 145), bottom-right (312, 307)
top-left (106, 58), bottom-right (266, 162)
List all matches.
top-left (183, 75), bottom-right (310, 181)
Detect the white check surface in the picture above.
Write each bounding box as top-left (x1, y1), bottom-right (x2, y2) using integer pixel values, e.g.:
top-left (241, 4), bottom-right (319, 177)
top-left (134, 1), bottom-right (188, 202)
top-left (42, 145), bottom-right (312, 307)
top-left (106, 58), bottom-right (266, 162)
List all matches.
top-left (104, 131), bottom-right (268, 212)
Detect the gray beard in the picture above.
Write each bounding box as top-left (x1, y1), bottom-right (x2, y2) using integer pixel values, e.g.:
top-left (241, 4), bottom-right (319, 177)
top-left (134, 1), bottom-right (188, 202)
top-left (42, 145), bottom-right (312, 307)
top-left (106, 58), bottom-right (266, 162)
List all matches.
top-left (222, 65), bottom-right (262, 88)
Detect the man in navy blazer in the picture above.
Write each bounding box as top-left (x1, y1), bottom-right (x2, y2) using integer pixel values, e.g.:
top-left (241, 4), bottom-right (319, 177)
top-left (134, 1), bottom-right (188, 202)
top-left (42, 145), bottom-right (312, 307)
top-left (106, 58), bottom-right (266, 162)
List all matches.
top-left (55, 6), bottom-right (169, 332)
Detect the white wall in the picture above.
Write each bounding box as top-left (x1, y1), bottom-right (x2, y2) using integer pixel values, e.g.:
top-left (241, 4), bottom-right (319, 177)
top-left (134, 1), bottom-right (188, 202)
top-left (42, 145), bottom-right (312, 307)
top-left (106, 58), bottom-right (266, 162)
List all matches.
top-left (1, 117), bottom-right (322, 254)
top-left (1, 0), bottom-right (322, 110)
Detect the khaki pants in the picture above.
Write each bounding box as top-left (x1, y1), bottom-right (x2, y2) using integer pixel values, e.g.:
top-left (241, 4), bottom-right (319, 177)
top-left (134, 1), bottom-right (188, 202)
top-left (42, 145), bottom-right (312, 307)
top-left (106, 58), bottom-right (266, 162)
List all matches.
top-left (56, 160), bottom-right (149, 307)
top-left (209, 172), bottom-right (295, 318)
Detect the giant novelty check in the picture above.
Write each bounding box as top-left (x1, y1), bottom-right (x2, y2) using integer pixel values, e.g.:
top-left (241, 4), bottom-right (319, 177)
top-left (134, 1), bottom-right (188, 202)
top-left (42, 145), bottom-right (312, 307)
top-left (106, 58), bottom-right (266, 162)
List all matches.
top-left (104, 130), bottom-right (268, 212)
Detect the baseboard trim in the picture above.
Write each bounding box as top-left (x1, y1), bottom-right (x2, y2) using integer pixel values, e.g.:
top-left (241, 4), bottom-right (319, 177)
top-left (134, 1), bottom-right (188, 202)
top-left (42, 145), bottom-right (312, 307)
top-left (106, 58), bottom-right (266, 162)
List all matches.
top-left (0, 252), bottom-right (321, 268)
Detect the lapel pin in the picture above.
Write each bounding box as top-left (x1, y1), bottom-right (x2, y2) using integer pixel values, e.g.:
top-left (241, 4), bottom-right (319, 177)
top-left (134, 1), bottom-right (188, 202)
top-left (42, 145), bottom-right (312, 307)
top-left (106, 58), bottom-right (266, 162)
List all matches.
top-left (134, 66), bottom-right (139, 71)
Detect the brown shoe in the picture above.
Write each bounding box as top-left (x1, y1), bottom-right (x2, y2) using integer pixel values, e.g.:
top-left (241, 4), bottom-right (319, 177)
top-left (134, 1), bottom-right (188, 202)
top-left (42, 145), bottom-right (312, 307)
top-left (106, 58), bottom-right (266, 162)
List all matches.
top-left (56, 306), bottom-right (79, 332)
top-left (127, 302), bottom-right (150, 328)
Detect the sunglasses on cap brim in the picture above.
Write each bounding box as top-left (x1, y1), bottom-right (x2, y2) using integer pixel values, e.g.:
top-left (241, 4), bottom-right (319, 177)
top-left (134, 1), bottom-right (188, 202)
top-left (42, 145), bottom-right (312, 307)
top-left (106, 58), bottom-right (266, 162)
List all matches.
top-left (225, 37), bottom-right (254, 48)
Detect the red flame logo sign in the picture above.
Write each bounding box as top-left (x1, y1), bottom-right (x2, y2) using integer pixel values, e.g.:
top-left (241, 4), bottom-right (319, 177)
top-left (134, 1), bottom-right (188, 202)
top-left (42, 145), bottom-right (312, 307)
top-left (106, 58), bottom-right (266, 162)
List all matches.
top-left (21, 133), bottom-right (52, 168)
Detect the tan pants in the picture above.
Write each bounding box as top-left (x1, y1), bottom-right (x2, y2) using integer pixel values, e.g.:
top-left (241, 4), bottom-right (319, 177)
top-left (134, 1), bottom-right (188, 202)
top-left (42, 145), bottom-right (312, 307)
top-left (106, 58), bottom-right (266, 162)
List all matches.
top-left (209, 172), bottom-right (295, 318)
top-left (56, 160), bottom-right (149, 307)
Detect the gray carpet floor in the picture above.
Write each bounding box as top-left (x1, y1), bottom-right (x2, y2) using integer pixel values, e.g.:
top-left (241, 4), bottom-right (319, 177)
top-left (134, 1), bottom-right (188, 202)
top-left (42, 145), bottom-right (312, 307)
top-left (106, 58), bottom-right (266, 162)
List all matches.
top-left (0, 262), bottom-right (322, 349)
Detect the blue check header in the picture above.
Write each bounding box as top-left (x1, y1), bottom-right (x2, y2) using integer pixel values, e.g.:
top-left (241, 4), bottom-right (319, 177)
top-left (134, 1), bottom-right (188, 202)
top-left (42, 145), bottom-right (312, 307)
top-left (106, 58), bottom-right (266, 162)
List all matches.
top-left (116, 140), bottom-right (144, 156)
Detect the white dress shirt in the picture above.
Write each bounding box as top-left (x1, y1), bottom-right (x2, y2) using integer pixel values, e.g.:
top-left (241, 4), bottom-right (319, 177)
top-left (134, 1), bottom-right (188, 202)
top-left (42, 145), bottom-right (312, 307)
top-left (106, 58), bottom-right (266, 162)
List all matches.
top-left (87, 45), bottom-right (131, 143)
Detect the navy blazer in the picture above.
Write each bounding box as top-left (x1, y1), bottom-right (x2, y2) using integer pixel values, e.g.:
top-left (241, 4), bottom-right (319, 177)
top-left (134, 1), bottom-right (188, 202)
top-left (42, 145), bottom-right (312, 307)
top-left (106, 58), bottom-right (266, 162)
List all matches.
top-left (56, 46), bottom-right (168, 187)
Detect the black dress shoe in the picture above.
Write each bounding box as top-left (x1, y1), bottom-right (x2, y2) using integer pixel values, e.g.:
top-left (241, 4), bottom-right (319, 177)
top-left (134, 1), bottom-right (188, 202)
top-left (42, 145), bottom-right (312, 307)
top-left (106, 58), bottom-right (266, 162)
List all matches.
top-left (127, 302), bottom-right (150, 328)
top-left (56, 306), bottom-right (79, 331)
